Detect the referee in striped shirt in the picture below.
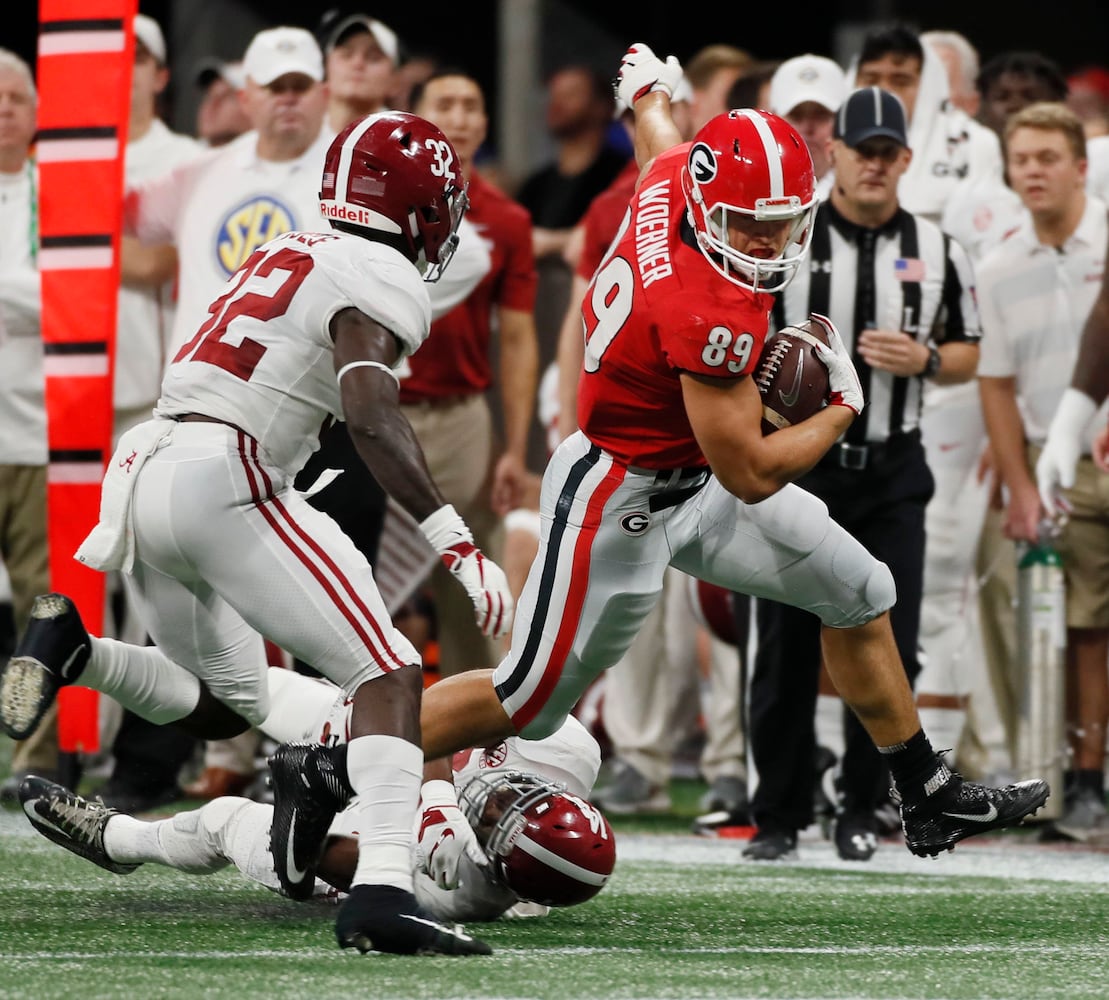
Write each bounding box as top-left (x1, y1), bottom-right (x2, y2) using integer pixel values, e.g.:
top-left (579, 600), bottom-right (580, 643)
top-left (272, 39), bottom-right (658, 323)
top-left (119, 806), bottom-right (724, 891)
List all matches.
top-left (744, 87), bottom-right (980, 862)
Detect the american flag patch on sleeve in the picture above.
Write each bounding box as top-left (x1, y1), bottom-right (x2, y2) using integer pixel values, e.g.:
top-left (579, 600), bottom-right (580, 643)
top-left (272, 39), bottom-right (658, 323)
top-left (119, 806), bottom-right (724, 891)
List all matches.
top-left (894, 257), bottom-right (926, 281)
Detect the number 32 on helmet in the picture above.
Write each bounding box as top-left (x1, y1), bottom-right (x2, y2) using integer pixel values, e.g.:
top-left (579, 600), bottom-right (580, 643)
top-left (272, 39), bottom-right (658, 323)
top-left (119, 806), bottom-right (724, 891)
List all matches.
top-left (319, 110), bottom-right (469, 282)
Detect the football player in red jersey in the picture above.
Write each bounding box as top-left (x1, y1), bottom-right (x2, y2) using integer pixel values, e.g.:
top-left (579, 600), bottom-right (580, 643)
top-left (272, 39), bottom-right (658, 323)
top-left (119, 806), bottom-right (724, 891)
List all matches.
top-left (435, 41), bottom-right (1042, 859)
top-left (295, 45), bottom-right (1051, 879)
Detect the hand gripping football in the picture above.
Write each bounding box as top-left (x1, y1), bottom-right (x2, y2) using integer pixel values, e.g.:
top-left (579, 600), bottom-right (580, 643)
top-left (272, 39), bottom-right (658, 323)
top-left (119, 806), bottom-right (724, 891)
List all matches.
top-left (755, 317), bottom-right (833, 434)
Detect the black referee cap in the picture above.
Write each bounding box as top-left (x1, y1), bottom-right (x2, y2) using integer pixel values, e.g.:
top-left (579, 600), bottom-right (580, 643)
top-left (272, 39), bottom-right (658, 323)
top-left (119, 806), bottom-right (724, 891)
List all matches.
top-left (834, 86), bottom-right (908, 148)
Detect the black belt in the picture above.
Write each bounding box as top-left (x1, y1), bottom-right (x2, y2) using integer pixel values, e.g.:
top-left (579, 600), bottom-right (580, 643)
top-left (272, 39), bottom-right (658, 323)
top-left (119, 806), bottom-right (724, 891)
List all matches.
top-left (649, 471), bottom-right (710, 512)
top-left (820, 430), bottom-right (921, 471)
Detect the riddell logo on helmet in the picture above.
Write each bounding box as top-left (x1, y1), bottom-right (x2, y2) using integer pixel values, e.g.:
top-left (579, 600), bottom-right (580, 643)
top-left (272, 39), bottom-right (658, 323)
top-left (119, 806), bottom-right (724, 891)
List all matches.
top-left (320, 201), bottom-right (376, 224)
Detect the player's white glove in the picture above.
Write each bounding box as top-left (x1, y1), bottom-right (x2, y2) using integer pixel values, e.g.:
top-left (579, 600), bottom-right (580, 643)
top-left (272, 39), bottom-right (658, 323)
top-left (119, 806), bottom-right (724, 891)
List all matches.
top-left (419, 504), bottom-right (514, 639)
top-left (615, 43), bottom-right (684, 108)
top-left (809, 313), bottom-right (865, 416)
top-left (1037, 387), bottom-right (1097, 515)
top-left (415, 779), bottom-right (488, 891)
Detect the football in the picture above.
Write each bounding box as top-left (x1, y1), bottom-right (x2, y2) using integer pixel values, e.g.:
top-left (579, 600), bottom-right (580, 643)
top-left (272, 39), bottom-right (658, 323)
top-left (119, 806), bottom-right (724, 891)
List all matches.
top-left (754, 317), bottom-right (833, 435)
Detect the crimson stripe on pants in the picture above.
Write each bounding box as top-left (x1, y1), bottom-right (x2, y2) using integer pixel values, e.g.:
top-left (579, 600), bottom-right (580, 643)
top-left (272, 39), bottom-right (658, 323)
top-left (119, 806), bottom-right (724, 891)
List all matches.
top-left (236, 432), bottom-right (407, 672)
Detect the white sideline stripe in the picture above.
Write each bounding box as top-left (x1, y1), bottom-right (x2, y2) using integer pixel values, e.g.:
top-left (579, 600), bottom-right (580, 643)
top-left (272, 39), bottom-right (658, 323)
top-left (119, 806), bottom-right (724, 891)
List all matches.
top-left (2, 942), bottom-right (1104, 960)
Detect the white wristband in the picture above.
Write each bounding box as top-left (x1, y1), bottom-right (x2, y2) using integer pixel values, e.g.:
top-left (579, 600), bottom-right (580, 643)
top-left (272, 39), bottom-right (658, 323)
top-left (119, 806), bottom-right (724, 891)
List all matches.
top-left (336, 360), bottom-right (399, 385)
top-left (1048, 387), bottom-right (1099, 442)
top-left (418, 503), bottom-right (474, 553)
top-left (420, 778), bottom-right (459, 807)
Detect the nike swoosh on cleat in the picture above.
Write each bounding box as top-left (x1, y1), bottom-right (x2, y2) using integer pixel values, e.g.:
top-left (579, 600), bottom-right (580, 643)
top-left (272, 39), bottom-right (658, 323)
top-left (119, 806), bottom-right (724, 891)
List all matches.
top-left (778, 357), bottom-right (805, 408)
top-left (942, 803), bottom-right (998, 823)
top-left (401, 913), bottom-right (475, 940)
top-left (22, 799), bottom-right (76, 842)
top-left (286, 811), bottom-right (308, 884)
top-left (59, 645), bottom-right (89, 682)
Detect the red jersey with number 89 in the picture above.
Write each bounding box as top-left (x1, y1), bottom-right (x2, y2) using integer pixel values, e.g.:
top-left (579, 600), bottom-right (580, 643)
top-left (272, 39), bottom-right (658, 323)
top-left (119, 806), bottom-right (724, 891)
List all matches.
top-left (577, 145), bottom-right (773, 469)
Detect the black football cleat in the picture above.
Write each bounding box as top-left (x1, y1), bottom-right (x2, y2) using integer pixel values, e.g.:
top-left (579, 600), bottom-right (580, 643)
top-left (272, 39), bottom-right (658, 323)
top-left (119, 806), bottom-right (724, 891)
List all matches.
top-left (901, 773), bottom-right (1050, 857)
top-left (19, 776), bottom-right (139, 875)
top-left (336, 884), bottom-right (492, 956)
top-left (0, 594), bottom-right (91, 740)
top-left (834, 810), bottom-right (879, 861)
top-left (268, 741), bottom-right (352, 900)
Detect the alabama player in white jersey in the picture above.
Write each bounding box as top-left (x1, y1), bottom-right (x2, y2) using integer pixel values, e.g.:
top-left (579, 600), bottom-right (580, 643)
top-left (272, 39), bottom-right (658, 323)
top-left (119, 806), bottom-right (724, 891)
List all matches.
top-left (0, 112), bottom-right (514, 956)
top-left (19, 668), bottom-right (615, 924)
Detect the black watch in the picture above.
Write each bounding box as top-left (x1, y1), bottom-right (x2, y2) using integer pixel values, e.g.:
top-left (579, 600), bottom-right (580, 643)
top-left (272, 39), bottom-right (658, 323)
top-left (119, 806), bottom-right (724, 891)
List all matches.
top-left (922, 345), bottom-right (941, 378)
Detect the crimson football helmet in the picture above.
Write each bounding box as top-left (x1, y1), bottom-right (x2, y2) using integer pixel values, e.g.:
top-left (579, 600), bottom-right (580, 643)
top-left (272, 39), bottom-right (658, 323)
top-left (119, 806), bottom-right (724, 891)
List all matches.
top-left (680, 108), bottom-right (816, 293)
top-left (459, 770), bottom-right (616, 907)
top-left (319, 111), bottom-right (468, 281)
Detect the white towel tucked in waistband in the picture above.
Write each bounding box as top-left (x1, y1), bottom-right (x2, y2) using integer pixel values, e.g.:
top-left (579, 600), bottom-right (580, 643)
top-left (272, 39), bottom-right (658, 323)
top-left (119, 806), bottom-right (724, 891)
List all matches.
top-left (75, 418), bottom-right (175, 574)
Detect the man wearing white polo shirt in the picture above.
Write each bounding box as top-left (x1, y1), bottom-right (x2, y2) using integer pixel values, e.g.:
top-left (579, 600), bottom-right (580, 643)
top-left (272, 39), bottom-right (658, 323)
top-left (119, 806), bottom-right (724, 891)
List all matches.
top-left (118, 14), bottom-right (203, 441)
top-left (126, 26), bottom-right (332, 360)
top-left (769, 54), bottom-right (848, 201)
top-left (978, 103), bottom-right (1109, 841)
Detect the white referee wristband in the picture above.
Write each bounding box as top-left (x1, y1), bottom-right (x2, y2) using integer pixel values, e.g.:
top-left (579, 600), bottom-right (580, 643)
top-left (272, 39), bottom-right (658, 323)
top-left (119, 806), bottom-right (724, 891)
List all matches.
top-left (336, 360), bottom-right (399, 385)
top-left (418, 503), bottom-right (474, 553)
top-left (1048, 388), bottom-right (1098, 441)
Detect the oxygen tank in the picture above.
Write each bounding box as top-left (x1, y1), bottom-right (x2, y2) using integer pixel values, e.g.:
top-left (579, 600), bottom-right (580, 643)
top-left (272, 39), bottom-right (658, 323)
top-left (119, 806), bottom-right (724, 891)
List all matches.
top-left (1015, 526), bottom-right (1067, 820)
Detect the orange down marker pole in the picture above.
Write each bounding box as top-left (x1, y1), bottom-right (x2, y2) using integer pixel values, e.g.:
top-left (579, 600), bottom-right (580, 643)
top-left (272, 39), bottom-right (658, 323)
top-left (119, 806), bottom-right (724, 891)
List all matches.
top-left (37, 0), bottom-right (137, 753)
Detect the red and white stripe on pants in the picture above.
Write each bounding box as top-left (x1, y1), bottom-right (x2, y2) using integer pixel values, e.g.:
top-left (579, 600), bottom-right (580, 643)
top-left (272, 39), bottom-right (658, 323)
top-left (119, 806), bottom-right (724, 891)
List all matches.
top-left (494, 431), bottom-right (894, 739)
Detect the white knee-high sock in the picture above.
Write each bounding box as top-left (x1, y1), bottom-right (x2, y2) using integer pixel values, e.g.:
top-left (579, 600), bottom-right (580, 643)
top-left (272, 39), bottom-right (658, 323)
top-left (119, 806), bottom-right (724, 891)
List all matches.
top-left (84, 636), bottom-right (200, 724)
top-left (103, 797), bottom-right (250, 873)
top-left (346, 734), bottom-right (422, 892)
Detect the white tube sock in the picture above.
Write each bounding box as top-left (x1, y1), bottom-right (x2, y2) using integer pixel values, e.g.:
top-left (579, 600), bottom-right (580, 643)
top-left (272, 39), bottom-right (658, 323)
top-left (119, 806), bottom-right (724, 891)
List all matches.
top-left (103, 798), bottom-right (248, 873)
top-left (84, 636), bottom-right (200, 724)
top-left (345, 734), bottom-right (423, 892)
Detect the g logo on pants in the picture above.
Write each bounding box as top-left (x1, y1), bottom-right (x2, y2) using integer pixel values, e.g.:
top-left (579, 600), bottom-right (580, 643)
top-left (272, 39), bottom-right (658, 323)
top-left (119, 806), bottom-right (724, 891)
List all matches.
top-left (620, 512), bottom-right (650, 535)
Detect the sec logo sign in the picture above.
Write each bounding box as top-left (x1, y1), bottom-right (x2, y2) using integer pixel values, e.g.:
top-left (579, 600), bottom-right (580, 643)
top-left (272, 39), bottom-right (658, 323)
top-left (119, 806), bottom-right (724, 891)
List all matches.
top-left (215, 195), bottom-right (297, 275)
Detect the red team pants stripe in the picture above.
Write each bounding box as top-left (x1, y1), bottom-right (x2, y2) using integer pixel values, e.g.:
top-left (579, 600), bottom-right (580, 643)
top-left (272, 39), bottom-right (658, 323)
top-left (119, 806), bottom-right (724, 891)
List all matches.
top-left (236, 432), bottom-right (408, 673)
top-left (511, 460), bottom-right (626, 731)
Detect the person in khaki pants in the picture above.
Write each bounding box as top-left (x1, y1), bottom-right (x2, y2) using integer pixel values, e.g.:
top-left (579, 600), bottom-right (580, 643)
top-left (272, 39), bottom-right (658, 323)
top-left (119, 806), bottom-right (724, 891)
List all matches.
top-left (0, 49), bottom-right (56, 803)
top-left (978, 102), bottom-right (1109, 842)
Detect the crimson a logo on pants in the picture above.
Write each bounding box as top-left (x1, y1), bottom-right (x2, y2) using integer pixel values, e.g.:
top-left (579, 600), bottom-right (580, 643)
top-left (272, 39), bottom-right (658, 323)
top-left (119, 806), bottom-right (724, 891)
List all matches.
top-left (620, 512), bottom-right (650, 535)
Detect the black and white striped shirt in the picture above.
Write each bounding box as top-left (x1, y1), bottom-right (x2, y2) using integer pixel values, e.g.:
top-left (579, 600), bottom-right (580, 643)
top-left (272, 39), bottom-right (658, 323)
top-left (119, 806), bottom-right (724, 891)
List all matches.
top-left (775, 199), bottom-right (979, 444)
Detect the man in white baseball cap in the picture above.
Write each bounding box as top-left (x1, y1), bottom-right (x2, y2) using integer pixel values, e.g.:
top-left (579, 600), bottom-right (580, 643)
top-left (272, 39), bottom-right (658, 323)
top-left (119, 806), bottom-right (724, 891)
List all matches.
top-left (243, 25), bottom-right (325, 87)
top-left (315, 9), bottom-right (400, 133)
top-left (770, 54), bottom-right (848, 198)
top-left (133, 13), bottom-right (166, 66)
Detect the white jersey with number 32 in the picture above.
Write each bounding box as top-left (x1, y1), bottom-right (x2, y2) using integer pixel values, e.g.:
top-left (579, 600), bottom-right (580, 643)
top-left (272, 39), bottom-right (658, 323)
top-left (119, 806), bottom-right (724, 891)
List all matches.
top-left (155, 229), bottom-right (431, 475)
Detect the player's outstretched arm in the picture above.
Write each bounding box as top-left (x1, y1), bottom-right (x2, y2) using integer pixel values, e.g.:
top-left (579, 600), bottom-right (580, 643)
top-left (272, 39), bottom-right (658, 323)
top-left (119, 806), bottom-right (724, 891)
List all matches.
top-left (615, 43), bottom-right (684, 173)
top-left (332, 309), bottom-right (513, 639)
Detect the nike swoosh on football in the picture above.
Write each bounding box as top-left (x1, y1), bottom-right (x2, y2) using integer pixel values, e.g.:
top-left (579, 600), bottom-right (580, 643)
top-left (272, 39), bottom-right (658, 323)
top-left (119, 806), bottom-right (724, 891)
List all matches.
top-left (778, 357), bottom-right (805, 408)
top-left (286, 810), bottom-right (309, 883)
top-left (942, 803), bottom-right (998, 823)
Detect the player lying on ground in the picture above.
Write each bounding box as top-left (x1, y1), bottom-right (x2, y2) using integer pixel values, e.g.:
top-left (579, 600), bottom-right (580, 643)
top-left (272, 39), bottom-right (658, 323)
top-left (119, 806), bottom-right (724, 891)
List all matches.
top-left (20, 669), bottom-right (614, 922)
